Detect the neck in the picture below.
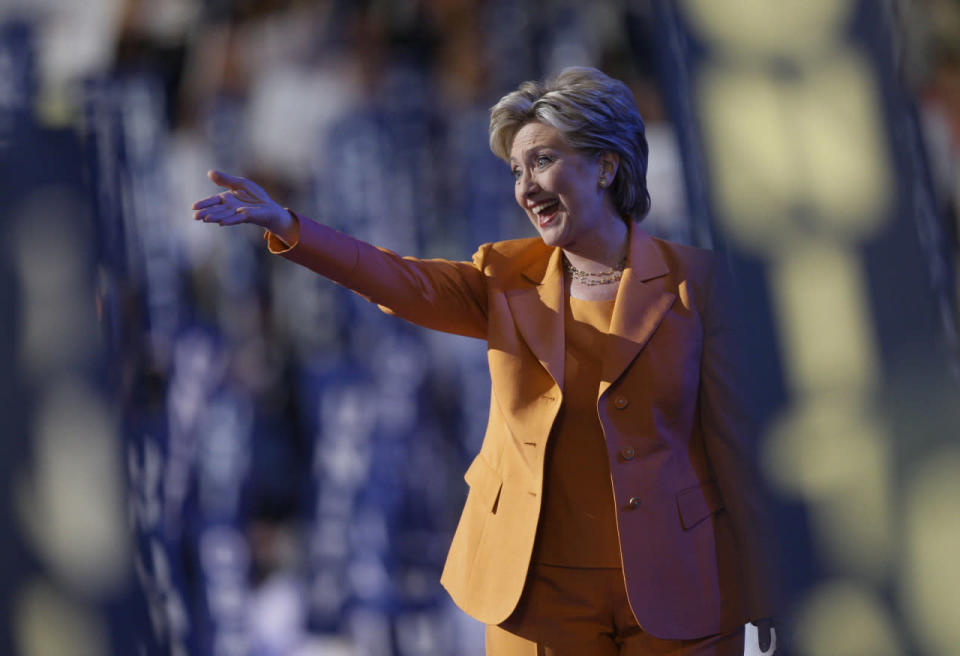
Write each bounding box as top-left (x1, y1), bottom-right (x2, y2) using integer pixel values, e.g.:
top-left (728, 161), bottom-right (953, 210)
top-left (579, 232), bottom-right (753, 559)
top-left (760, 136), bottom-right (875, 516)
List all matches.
top-left (562, 215), bottom-right (629, 273)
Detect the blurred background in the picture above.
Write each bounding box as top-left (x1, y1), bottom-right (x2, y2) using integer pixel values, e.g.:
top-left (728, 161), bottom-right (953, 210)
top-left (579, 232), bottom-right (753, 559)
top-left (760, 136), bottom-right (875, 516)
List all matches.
top-left (1, 0), bottom-right (958, 655)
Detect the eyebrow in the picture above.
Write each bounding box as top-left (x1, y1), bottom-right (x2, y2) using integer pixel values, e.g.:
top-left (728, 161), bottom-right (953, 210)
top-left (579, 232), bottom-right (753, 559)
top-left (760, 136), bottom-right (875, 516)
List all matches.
top-left (509, 145), bottom-right (554, 166)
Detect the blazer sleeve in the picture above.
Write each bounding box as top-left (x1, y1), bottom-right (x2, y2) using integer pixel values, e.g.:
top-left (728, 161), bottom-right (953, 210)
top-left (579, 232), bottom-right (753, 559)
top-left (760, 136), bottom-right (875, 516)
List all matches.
top-left (265, 212), bottom-right (490, 339)
top-left (697, 257), bottom-right (780, 621)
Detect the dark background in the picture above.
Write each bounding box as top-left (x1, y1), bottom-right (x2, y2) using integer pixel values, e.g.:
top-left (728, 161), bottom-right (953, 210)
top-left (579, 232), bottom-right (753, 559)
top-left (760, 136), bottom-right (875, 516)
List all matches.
top-left (2, 1), bottom-right (958, 654)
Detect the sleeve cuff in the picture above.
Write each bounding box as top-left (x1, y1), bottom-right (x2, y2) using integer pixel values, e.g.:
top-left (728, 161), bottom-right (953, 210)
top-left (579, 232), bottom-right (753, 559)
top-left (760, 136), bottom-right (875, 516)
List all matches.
top-left (264, 208), bottom-right (301, 253)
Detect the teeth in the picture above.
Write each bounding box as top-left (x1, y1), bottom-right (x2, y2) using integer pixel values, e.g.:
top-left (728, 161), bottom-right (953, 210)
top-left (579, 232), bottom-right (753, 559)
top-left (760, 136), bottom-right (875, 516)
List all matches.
top-left (531, 199), bottom-right (559, 215)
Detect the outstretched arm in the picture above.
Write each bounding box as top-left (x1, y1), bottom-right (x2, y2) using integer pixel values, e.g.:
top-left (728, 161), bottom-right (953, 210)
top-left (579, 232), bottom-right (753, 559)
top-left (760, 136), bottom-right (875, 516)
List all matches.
top-left (193, 170), bottom-right (490, 339)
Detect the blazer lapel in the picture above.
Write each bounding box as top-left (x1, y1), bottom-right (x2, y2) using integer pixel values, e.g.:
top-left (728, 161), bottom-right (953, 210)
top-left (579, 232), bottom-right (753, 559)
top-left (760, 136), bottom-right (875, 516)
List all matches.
top-left (599, 227), bottom-right (677, 398)
top-left (506, 247), bottom-right (565, 390)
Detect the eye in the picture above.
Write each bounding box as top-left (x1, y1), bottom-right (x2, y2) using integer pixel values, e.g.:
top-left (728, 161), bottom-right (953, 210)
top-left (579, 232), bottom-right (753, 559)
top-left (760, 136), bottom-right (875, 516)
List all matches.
top-left (535, 155), bottom-right (551, 168)
top-left (512, 167), bottom-right (522, 181)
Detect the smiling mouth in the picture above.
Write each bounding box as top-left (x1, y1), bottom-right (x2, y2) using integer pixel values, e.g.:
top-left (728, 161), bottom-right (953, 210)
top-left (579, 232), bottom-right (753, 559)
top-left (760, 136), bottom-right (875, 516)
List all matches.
top-left (532, 199), bottom-right (560, 227)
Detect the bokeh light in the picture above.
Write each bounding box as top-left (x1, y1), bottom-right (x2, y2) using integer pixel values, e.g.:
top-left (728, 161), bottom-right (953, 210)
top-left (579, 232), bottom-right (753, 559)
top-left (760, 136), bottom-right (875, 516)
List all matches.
top-left (1, 1), bottom-right (957, 655)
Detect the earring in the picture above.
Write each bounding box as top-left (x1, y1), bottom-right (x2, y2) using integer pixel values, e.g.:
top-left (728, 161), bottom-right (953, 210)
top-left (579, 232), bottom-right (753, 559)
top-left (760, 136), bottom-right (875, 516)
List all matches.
top-left (599, 178), bottom-right (607, 188)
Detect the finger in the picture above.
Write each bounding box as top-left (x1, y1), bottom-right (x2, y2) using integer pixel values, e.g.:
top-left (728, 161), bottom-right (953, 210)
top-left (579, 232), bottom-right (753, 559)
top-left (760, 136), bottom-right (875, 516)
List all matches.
top-left (755, 619), bottom-right (773, 652)
top-left (219, 212), bottom-right (251, 226)
top-left (208, 169), bottom-right (248, 191)
top-left (193, 206), bottom-right (226, 220)
top-left (202, 197), bottom-right (245, 215)
top-left (759, 625), bottom-right (770, 652)
top-left (192, 195), bottom-right (223, 210)
top-left (197, 207), bottom-right (239, 222)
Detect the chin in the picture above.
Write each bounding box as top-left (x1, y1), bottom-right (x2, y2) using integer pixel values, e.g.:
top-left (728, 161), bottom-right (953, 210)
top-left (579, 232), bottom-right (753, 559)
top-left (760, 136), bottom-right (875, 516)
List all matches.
top-left (532, 217), bottom-right (568, 247)
top-left (538, 234), bottom-right (565, 249)
top-left (534, 229), bottom-right (563, 249)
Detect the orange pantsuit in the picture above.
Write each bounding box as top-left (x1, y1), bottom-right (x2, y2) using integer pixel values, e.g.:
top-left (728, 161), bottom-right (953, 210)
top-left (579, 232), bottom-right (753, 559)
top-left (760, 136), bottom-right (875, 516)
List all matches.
top-left (267, 216), bottom-right (778, 649)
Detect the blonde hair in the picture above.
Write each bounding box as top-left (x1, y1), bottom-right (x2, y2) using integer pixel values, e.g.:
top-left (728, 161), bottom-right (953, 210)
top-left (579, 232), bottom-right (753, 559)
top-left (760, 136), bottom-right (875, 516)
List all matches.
top-left (489, 66), bottom-right (651, 221)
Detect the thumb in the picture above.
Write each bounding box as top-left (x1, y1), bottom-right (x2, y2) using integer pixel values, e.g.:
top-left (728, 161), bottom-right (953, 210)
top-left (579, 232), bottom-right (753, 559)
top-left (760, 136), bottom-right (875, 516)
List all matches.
top-left (756, 619), bottom-right (773, 652)
top-left (208, 169), bottom-right (247, 190)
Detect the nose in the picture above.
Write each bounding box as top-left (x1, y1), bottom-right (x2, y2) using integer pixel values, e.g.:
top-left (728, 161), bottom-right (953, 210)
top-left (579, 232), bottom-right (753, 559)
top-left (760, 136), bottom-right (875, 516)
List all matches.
top-left (517, 169), bottom-right (539, 199)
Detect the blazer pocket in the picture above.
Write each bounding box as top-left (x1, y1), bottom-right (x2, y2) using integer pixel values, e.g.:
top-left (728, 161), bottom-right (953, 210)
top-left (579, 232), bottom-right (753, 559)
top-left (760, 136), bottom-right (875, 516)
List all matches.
top-left (676, 480), bottom-right (724, 530)
top-left (464, 454), bottom-right (503, 514)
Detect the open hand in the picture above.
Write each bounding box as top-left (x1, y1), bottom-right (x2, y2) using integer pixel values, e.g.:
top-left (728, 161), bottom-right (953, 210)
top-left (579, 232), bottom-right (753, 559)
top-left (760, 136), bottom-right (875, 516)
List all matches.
top-left (192, 170), bottom-right (291, 234)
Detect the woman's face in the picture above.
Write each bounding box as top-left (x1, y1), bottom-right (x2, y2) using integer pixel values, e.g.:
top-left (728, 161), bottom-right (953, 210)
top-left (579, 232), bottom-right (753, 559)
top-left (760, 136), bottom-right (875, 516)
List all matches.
top-left (509, 121), bottom-right (610, 249)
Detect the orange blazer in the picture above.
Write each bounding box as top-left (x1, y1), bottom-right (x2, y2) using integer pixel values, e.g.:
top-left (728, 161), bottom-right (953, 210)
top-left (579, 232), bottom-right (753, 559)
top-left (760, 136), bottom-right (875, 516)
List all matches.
top-left (269, 217), bottom-right (777, 640)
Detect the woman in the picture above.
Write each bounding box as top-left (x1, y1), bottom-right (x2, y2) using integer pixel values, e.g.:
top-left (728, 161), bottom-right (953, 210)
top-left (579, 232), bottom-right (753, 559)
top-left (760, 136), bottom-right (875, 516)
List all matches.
top-left (193, 67), bottom-right (777, 655)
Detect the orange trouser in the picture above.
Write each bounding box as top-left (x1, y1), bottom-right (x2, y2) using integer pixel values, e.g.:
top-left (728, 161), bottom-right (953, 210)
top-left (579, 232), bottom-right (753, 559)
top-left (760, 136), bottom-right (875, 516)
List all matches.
top-left (485, 565), bottom-right (744, 656)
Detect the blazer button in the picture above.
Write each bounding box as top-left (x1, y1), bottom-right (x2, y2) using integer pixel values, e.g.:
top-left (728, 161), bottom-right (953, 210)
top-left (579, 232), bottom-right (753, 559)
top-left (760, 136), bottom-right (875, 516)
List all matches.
top-left (614, 396), bottom-right (628, 409)
top-left (627, 496), bottom-right (641, 509)
top-left (620, 446), bottom-right (636, 460)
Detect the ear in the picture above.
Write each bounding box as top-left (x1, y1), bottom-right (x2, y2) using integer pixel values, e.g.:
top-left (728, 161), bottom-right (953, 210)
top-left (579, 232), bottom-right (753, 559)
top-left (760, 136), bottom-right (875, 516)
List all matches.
top-left (598, 151), bottom-right (620, 187)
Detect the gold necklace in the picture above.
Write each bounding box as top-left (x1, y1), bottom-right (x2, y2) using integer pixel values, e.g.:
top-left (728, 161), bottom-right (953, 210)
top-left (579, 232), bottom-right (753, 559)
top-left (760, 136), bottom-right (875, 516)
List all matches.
top-left (562, 254), bottom-right (627, 286)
